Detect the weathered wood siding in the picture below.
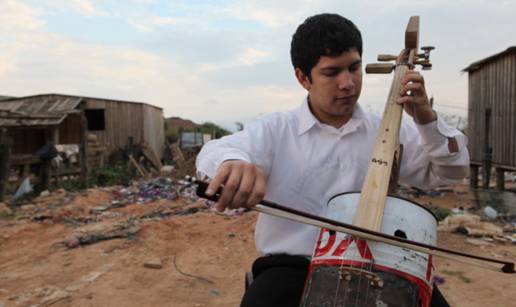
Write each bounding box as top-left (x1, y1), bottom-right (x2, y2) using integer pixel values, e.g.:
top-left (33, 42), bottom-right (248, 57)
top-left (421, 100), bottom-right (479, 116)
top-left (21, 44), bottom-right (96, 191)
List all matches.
top-left (8, 128), bottom-right (46, 154)
top-left (467, 52), bottom-right (516, 169)
top-left (59, 114), bottom-right (82, 144)
top-left (143, 105), bottom-right (165, 158)
top-left (1, 94), bottom-right (164, 159)
top-left (84, 98), bottom-right (163, 158)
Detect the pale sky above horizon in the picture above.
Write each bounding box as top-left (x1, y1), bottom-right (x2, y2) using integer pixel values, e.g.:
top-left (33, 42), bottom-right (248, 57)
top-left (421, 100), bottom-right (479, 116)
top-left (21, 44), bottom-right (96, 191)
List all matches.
top-left (1, 0), bottom-right (515, 131)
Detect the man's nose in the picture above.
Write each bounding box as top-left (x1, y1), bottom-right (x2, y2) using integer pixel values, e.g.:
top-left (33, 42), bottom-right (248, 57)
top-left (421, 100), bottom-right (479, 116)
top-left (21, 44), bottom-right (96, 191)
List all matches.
top-left (338, 71), bottom-right (354, 91)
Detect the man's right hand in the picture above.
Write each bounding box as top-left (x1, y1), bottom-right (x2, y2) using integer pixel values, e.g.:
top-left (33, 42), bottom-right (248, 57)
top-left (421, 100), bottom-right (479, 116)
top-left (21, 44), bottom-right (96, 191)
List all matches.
top-left (205, 160), bottom-right (267, 212)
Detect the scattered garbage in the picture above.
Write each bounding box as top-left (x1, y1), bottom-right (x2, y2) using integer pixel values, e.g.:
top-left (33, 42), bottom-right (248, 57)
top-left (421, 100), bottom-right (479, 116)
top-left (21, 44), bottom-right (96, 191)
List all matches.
top-left (160, 165), bottom-right (175, 176)
top-left (433, 275), bottom-right (446, 285)
top-left (63, 219), bottom-right (140, 249)
top-left (483, 206), bottom-right (498, 219)
top-left (439, 214), bottom-right (504, 237)
top-left (440, 270), bottom-right (471, 283)
top-left (111, 178), bottom-right (201, 207)
top-left (465, 238), bottom-right (492, 246)
top-left (13, 177), bottom-right (33, 200)
top-left (451, 207), bottom-right (466, 215)
top-left (210, 288), bottom-right (220, 296)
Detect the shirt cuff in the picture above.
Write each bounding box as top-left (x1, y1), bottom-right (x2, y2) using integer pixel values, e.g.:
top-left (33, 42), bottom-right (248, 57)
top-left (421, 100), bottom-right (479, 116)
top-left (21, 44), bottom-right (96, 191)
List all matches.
top-left (415, 115), bottom-right (461, 145)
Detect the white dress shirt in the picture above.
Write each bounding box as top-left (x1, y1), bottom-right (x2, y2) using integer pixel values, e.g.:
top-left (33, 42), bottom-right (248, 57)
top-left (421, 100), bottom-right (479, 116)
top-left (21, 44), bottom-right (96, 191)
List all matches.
top-left (196, 99), bottom-right (470, 257)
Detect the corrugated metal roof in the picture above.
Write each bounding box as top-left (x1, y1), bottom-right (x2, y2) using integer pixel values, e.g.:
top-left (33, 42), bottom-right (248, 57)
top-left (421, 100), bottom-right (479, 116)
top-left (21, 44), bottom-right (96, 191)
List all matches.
top-left (462, 46), bottom-right (516, 72)
top-left (1, 93), bottom-right (162, 110)
top-left (0, 95), bottom-right (82, 127)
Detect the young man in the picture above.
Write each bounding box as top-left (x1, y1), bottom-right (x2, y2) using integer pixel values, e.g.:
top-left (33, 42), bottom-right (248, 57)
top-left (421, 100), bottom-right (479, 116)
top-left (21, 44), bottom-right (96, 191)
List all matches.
top-left (196, 13), bottom-right (469, 307)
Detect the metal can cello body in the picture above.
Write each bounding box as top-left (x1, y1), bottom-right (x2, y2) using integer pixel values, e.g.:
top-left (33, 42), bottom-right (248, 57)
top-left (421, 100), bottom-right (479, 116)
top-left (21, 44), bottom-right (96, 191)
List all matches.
top-left (300, 192), bottom-right (438, 307)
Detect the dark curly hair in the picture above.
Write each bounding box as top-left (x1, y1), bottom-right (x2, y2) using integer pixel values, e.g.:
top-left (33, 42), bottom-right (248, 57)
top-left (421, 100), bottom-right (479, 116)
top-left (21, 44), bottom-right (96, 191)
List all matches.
top-left (290, 13), bottom-right (362, 80)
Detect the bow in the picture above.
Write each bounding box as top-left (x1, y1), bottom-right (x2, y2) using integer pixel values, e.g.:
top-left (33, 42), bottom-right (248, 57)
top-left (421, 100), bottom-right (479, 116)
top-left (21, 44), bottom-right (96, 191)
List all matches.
top-left (193, 178), bottom-right (514, 274)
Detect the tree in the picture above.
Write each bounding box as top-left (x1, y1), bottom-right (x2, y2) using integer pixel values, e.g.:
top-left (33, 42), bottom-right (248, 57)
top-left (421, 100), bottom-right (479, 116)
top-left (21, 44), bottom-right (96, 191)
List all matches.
top-left (199, 122), bottom-right (230, 139)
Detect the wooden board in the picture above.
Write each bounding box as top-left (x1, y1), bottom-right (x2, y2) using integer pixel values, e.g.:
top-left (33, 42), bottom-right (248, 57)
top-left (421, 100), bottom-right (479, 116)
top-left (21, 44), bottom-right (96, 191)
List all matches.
top-left (352, 65), bottom-right (408, 231)
top-left (353, 16), bottom-right (420, 231)
top-left (405, 16), bottom-right (419, 50)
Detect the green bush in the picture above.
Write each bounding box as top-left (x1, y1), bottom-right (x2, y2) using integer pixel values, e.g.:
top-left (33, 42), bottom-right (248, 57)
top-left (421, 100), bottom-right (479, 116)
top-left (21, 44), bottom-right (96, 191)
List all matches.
top-left (90, 164), bottom-right (136, 187)
top-left (430, 207), bottom-right (452, 221)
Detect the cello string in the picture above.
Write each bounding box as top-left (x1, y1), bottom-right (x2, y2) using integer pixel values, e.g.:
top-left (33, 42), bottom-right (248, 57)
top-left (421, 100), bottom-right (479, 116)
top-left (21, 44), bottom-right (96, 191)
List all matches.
top-left (363, 241), bottom-right (375, 307)
top-left (332, 229), bottom-right (344, 307)
top-left (353, 236), bottom-right (366, 307)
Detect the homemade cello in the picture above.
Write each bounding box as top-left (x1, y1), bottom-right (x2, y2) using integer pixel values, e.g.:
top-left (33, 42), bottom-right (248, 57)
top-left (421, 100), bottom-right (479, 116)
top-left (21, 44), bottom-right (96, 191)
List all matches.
top-left (299, 16), bottom-right (437, 306)
top-left (193, 14), bottom-right (514, 307)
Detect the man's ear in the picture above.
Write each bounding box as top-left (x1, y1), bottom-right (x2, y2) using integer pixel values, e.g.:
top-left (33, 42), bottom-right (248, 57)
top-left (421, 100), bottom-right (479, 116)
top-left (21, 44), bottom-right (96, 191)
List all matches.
top-left (295, 68), bottom-right (311, 91)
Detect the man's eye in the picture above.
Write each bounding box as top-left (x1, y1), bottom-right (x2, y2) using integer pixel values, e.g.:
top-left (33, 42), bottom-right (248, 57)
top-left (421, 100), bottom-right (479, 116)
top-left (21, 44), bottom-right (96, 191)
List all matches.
top-left (349, 65), bottom-right (361, 72)
top-left (323, 70), bottom-right (339, 77)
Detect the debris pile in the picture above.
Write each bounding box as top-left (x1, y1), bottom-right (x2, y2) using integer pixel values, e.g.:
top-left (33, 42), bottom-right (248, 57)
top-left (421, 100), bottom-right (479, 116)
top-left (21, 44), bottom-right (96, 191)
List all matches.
top-left (62, 219), bottom-right (140, 248)
top-left (111, 177), bottom-right (200, 207)
top-left (438, 211), bottom-right (516, 245)
top-left (4, 177), bottom-right (218, 251)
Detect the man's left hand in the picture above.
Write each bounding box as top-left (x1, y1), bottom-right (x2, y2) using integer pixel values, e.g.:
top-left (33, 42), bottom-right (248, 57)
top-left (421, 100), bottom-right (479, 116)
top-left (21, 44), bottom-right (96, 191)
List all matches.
top-left (397, 70), bottom-right (437, 125)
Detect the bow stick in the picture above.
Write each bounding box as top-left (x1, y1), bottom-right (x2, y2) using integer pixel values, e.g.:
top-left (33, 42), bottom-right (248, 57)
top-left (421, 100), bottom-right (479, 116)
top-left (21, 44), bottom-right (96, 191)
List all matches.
top-left (192, 179), bottom-right (514, 274)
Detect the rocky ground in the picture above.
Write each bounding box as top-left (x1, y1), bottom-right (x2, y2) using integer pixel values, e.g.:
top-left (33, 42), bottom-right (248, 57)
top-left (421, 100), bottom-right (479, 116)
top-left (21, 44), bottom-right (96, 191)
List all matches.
top-left (0, 179), bottom-right (514, 307)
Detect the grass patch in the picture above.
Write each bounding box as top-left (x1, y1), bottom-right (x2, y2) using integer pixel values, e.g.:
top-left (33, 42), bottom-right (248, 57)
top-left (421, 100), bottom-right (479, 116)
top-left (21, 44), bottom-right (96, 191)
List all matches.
top-left (54, 164), bottom-right (137, 191)
top-left (429, 207), bottom-right (452, 221)
top-left (89, 163), bottom-right (136, 187)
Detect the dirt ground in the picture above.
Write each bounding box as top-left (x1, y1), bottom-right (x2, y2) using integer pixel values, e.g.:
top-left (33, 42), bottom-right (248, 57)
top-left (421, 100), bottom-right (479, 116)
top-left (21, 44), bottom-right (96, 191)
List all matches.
top-left (0, 182), bottom-right (514, 307)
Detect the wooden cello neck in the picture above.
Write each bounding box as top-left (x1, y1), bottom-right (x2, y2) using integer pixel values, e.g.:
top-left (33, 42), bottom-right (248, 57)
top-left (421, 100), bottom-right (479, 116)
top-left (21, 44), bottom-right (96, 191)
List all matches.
top-left (352, 16), bottom-right (422, 231)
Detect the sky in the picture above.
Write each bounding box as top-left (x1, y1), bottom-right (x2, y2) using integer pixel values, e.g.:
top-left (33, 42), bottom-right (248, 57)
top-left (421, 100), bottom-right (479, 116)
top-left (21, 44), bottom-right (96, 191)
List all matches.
top-left (1, 0), bottom-right (515, 131)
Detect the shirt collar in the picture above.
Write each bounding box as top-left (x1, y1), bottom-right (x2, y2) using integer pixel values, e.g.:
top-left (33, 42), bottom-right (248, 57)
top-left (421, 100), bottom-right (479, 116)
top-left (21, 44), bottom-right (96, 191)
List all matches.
top-left (296, 96), bottom-right (366, 136)
top-left (297, 97), bottom-right (319, 135)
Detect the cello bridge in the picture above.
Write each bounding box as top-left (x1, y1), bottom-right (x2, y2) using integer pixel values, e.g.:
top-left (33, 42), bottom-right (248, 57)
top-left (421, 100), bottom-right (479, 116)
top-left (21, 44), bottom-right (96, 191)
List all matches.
top-left (339, 266), bottom-right (384, 288)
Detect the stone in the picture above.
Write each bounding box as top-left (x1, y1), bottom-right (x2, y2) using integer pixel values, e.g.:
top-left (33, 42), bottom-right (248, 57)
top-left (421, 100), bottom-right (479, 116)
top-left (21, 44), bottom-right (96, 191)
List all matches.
top-left (39, 190), bottom-right (50, 197)
top-left (143, 258), bottom-right (163, 269)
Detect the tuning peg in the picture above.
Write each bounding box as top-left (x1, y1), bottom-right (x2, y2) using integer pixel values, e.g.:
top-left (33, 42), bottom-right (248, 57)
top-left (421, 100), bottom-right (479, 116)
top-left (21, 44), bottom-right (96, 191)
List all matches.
top-left (415, 59), bottom-right (432, 70)
top-left (365, 63), bottom-right (395, 74)
top-left (418, 46), bottom-right (435, 60)
top-left (377, 54), bottom-right (398, 62)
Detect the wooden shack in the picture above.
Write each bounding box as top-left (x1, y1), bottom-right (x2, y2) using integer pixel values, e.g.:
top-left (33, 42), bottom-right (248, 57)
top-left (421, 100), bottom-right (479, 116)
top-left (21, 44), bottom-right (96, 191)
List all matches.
top-left (463, 46), bottom-right (516, 190)
top-left (0, 93), bottom-right (164, 188)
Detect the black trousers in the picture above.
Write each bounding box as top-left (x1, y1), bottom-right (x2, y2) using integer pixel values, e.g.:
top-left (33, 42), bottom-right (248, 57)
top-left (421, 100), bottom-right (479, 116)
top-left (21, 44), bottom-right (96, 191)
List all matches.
top-left (240, 254), bottom-right (450, 307)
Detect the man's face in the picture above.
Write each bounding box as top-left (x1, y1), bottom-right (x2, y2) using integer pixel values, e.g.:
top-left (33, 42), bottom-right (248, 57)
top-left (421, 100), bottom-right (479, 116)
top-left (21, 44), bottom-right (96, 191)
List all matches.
top-left (296, 49), bottom-right (363, 128)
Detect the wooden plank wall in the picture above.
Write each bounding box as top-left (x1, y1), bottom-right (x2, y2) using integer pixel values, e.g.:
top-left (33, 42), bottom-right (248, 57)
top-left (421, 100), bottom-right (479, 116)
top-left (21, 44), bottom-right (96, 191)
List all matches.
top-left (85, 99), bottom-right (144, 156)
top-left (467, 52), bottom-right (516, 169)
top-left (142, 106), bottom-right (164, 159)
top-left (1, 95), bottom-right (164, 161)
top-left (59, 114), bottom-right (81, 144)
top-left (7, 128), bottom-right (46, 154)
top-left (84, 99), bottom-right (163, 158)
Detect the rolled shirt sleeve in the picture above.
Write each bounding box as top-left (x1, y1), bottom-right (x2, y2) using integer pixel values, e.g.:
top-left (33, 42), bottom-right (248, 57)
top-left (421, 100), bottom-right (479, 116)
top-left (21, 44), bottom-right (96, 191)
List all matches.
top-left (399, 115), bottom-right (470, 188)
